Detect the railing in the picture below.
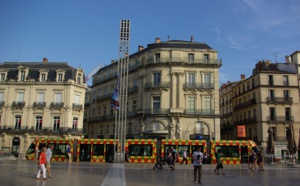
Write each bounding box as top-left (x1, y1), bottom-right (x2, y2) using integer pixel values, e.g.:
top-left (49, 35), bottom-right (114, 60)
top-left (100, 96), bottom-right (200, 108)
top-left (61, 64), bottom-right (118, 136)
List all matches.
top-left (128, 86), bottom-right (138, 94)
top-left (233, 99), bottom-right (256, 110)
top-left (0, 125), bottom-right (83, 134)
top-left (144, 108), bottom-right (170, 115)
top-left (146, 57), bottom-right (222, 66)
top-left (50, 102), bottom-right (64, 109)
top-left (12, 101), bottom-right (25, 109)
top-left (222, 112), bottom-right (232, 118)
top-left (145, 82), bottom-right (170, 89)
top-left (185, 109), bottom-right (215, 116)
top-left (33, 102), bottom-right (46, 108)
top-left (92, 72), bottom-right (118, 85)
top-left (267, 116), bottom-right (294, 123)
top-left (72, 103), bottom-right (83, 111)
top-left (128, 61), bottom-right (142, 72)
top-left (266, 97), bottom-right (293, 104)
top-left (96, 94), bottom-right (113, 102)
top-left (233, 117), bottom-right (257, 125)
top-left (184, 82), bottom-right (214, 89)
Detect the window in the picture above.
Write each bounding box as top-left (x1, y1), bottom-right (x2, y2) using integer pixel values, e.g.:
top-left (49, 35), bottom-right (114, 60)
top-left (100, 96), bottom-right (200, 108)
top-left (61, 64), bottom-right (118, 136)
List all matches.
top-left (269, 90), bottom-right (274, 100)
top-left (203, 73), bottom-right (211, 88)
top-left (129, 145), bottom-right (152, 156)
top-left (0, 92), bottom-right (3, 102)
top-left (132, 100), bottom-right (137, 111)
top-left (204, 54), bottom-right (209, 63)
top-left (155, 53), bottom-right (160, 63)
top-left (93, 145), bottom-right (104, 156)
top-left (252, 79), bottom-right (255, 88)
top-left (36, 116), bottom-right (42, 130)
top-left (187, 97), bottom-right (195, 112)
top-left (177, 145), bottom-right (190, 157)
top-left (55, 93), bottom-right (62, 103)
top-left (215, 146), bottom-right (239, 157)
top-left (153, 73), bottom-right (161, 86)
top-left (203, 97), bottom-right (211, 113)
top-left (188, 53), bottom-right (194, 63)
top-left (269, 107), bottom-right (275, 121)
top-left (50, 143), bottom-right (67, 155)
top-left (53, 116), bottom-right (60, 131)
top-left (153, 96), bottom-right (160, 110)
top-left (15, 116), bottom-right (21, 130)
top-left (248, 128), bottom-right (252, 139)
top-left (195, 122), bottom-right (203, 133)
top-left (17, 92), bottom-right (24, 102)
top-left (40, 74), bottom-right (46, 82)
top-left (187, 73), bottom-right (196, 87)
top-left (284, 90), bottom-right (290, 100)
top-left (106, 124), bottom-right (109, 133)
top-left (268, 75), bottom-right (274, 86)
top-left (0, 73), bottom-right (5, 81)
top-left (74, 94), bottom-right (80, 104)
top-left (38, 93), bottom-right (45, 103)
top-left (133, 78), bottom-right (138, 87)
top-left (57, 74), bottom-right (63, 82)
top-left (20, 71), bottom-right (25, 82)
top-left (73, 117), bottom-right (78, 131)
top-left (77, 74), bottom-right (82, 84)
top-left (285, 108), bottom-right (291, 121)
top-left (283, 75), bottom-right (288, 86)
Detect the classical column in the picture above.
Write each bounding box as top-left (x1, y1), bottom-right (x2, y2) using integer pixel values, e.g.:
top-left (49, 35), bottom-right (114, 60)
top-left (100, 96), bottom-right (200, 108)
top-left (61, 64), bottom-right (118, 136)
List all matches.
top-left (177, 72), bottom-right (183, 108)
top-left (171, 73), bottom-right (176, 108)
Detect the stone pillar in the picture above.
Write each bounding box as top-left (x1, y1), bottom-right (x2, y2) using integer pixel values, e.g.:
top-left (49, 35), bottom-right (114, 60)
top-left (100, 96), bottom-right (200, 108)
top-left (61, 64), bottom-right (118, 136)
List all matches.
top-left (170, 117), bottom-right (176, 139)
top-left (171, 73), bottom-right (176, 108)
top-left (177, 72), bottom-right (183, 108)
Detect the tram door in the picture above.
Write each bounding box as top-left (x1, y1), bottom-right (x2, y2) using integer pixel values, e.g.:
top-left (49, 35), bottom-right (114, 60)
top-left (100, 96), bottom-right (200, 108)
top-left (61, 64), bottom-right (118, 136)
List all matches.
top-left (12, 137), bottom-right (20, 157)
top-left (241, 146), bottom-right (248, 163)
top-left (80, 144), bottom-right (91, 161)
top-left (106, 144), bottom-right (114, 163)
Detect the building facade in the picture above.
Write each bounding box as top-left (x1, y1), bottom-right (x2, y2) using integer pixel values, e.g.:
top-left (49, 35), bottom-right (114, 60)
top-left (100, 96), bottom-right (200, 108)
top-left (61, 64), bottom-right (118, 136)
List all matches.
top-left (220, 58), bottom-right (300, 160)
top-left (85, 37), bottom-right (222, 140)
top-left (0, 58), bottom-right (86, 157)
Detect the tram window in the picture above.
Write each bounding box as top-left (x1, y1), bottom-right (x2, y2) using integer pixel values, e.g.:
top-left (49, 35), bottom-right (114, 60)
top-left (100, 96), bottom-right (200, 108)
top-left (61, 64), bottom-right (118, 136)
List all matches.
top-left (93, 144), bottom-right (104, 156)
top-left (191, 145), bottom-right (204, 153)
top-left (216, 146), bottom-right (239, 157)
top-left (51, 143), bottom-right (67, 155)
top-left (164, 145), bottom-right (176, 157)
top-left (26, 143), bottom-right (35, 154)
top-left (128, 145), bottom-right (152, 156)
top-left (178, 145), bottom-right (190, 157)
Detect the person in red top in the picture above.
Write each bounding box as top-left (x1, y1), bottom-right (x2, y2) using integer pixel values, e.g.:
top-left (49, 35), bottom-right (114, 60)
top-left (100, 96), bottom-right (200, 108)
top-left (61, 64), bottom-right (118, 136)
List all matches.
top-left (36, 147), bottom-right (47, 180)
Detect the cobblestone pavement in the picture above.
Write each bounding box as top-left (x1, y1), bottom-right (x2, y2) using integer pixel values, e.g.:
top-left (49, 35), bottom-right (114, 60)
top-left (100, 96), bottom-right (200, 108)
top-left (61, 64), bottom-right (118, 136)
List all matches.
top-left (0, 159), bottom-right (299, 186)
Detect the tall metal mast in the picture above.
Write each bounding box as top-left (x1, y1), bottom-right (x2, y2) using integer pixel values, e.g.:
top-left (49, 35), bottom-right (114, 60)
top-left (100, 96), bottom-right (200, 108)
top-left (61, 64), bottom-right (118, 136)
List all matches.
top-left (114, 20), bottom-right (130, 163)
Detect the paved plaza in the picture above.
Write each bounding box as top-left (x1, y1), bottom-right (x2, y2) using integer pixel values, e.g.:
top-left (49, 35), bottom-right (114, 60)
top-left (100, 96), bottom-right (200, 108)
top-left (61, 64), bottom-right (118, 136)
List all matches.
top-left (0, 158), bottom-right (299, 186)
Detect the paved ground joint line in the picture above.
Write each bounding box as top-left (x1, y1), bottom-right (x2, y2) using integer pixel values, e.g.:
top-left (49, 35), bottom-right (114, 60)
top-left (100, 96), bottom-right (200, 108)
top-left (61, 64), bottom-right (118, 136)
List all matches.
top-left (101, 163), bottom-right (126, 186)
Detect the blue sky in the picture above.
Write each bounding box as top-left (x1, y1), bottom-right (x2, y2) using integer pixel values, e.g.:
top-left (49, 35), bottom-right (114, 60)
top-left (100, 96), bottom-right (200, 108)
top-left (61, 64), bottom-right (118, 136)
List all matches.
top-left (1, 0), bottom-right (299, 85)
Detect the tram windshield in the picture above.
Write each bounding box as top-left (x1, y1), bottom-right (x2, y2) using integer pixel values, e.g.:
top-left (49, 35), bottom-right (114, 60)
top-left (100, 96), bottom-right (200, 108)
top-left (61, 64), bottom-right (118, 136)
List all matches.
top-left (129, 145), bottom-right (152, 156)
top-left (93, 144), bottom-right (104, 156)
top-left (216, 146), bottom-right (239, 157)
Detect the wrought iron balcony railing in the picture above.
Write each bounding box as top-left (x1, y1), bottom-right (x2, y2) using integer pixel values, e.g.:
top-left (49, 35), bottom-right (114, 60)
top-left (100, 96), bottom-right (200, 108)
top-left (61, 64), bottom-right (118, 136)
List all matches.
top-left (72, 103), bottom-right (83, 111)
top-left (0, 101), bottom-right (5, 108)
top-left (145, 82), bottom-right (170, 90)
top-left (33, 102), bottom-right (46, 109)
top-left (146, 57), bottom-right (222, 66)
top-left (267, 116), bottom-right (294, 123)
top-left (12, 101), bottom-right (25, 109)
top-left (184, 82), bottom-right (214, 89)
top-left (50, 102), bottom-right (64, 109)
top-left (185, 109), bottom-right (215, 116)
top-left (144, 108), bottom-right (170, 115)
top-left (266, 97), bottom-right (293, 104)
top-left (233, 99), bottom-right (256, 111)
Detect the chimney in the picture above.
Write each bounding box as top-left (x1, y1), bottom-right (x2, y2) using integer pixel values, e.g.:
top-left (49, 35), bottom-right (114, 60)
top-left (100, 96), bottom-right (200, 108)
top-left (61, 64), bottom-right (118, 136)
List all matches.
top-left (43, 58), bottom-right (48, 63)
top-left (155, 37), bottom-right (161, 43)
top-left (138, 45), bottom-right (144, 51)
top-left (191, 35), bottom-right (194, 43)
top-left (111, 60), bottom-right (115, 64)
top-left (241, 74), bottom-right (245, 80)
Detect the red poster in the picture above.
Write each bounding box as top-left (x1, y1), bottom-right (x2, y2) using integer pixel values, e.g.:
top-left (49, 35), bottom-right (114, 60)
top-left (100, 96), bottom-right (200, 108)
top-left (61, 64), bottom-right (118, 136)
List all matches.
top-left (237, 125), bottom-right (246, 137)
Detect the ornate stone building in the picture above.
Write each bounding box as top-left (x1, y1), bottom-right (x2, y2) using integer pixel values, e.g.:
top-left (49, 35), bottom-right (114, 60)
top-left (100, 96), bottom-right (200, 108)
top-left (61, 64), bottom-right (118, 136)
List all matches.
top-left (85, 37), bottom-right (222, 140)
top-left (0, 58), bottom-right (86, 157)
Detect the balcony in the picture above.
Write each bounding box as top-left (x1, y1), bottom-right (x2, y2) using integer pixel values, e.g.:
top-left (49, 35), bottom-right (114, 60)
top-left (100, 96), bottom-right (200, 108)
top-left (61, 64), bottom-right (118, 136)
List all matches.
top-left (146, 57), bottom-right (222, 67)
top-left (185, 109), bottom-right (215, 116)
top-left (222, 112), bottom-right (233, 118)
top-left (0, 101), bottom-right (5, 108)
top-left (267, 116), bottom-right (294, 123)
top-left (33, 102), bottom-right (46, 109)
top-left (72, 103), bottom-right (83, 111)
top-left (92, 72), bottom-right (118, 85)
top-left (96, 94), bottom-right (113, 102)
top-left (233, 99), bottom-right (256, 111)
top-left (266, 97), bottom-right (293, 104)
top-left (144, 108), bottom-right (170, 115)
top-left (233, 117), bottom-right (257, 125)
top-left (50, 102), bottom-right (64, 109)
top-left (145, 82), bottom-right (170, 90)
top-left (12, 101), bottom-right (25, 109)
top-left (184, 82), bottom-right (214, 90)
top-left (128, 61), bottom-right (142, 72)
top-left (128, 86), bottom-right (138, 94)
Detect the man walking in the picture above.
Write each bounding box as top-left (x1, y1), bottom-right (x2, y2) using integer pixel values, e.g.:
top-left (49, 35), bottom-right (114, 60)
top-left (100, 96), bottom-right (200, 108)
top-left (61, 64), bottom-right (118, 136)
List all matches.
top-left (213, 149), bottom-right (225, 175)
top-left (193, 147), bottom-right (203, 184)
top-left (181, 149), bottom-right (188, 165)
top-left (45, 144), bottom-right (54, 178)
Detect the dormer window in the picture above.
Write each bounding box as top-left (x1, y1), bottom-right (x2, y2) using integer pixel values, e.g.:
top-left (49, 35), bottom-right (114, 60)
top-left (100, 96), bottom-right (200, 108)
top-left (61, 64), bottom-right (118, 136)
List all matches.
top-left (77, 74), bottom-right (82, 84)
top-left (20, 71), bottom-right (25, 82)
top-left (0, 73), bottom-right (6, 81)
top-left (40, 74), bottom-right (46, 82)
top-left (39, 70), bottom-right (49, 82)
top-left (58, 74), bottom-right (63, 82)
top-left (56, 69), bottom-right (65, 82)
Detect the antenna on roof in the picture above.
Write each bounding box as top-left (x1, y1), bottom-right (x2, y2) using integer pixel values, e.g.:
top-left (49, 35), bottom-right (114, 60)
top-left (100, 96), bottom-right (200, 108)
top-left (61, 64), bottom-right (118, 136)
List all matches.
top-left (272, 52), bottom-right (278, 62)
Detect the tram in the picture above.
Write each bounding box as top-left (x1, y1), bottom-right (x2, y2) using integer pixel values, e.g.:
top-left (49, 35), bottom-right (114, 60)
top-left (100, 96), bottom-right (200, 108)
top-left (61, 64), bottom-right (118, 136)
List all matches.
top-left (26, 138), bottom-right (256, 164)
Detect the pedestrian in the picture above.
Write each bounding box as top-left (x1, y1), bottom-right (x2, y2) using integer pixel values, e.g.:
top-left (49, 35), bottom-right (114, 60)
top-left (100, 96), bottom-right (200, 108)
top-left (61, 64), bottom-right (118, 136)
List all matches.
top-left (249, 149), bottom-right (257, 170)
top-left (35, 143), bottom-right (40, 162)
top-left (181, 149), bottom-right (188, 165)
top-left (213, 149), bottom-right (225, 175)
top-left (36, 147), bottom-right (47, 180)
top-left (171, 147), bottom-right (176, 169)
top-left (45, 144), bottom-right (54, 178)
top-left (192, 147), bottom-right (203, 184)
top-left (257, 150), bottom-right (264, 171)
top-left (166, 149), bottom-right (174, 170)
top-left (66, 144), bottom-right (71, 162)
